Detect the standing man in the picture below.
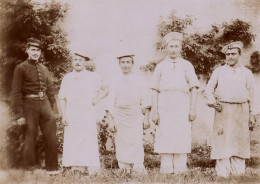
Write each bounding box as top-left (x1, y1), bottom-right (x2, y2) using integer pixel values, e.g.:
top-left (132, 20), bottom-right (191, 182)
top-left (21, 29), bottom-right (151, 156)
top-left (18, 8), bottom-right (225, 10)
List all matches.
top-left (10, 38), bottom-right (59, 175)
top-left (106, 52), bottom-right (151, 174)
top-left (205, 41), bottom-right (259, 177)
top-left (58, 52), bottom-right (105, 176)
top-left (151, 32), bottom-right (200, 174)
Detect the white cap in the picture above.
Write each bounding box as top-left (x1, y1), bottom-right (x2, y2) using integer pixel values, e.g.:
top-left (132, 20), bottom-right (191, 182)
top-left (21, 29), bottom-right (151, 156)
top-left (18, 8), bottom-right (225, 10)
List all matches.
top-left (163, 32), bottom-right (183, 45)
top-left (221, 41), bottom-right (243, 53)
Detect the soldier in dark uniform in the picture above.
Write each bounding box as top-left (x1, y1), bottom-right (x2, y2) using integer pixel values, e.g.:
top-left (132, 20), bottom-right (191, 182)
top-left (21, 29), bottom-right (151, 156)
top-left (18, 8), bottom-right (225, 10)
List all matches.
top-left (10, 38), bottom-right (59, 175)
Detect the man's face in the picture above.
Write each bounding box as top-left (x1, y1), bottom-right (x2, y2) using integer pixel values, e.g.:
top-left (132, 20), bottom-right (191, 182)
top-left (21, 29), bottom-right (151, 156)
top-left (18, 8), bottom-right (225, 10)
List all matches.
top-left (72, 55), bottom-right (86, 72)
top-left (26, 46), bottom-right (41, 61)
top-left (166, 40), bottom-right (182, 59)
top-left (119, 57), bottom-right (134, 74)
top-left (225, 48), bottom-right (240, 66)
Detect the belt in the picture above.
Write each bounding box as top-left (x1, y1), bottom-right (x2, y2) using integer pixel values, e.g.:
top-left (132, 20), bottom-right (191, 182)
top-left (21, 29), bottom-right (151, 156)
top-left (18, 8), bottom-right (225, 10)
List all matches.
top-left (219, 100), bottom-right (248, 104)
top-left (160, 88), bottom-right (189, 94)
top-left (24, 92), bottom-right (45, 98)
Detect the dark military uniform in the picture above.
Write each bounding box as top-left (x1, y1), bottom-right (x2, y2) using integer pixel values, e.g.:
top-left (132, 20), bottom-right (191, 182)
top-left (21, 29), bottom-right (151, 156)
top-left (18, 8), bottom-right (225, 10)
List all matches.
top-left (10, 59), bottom-right (58, 171)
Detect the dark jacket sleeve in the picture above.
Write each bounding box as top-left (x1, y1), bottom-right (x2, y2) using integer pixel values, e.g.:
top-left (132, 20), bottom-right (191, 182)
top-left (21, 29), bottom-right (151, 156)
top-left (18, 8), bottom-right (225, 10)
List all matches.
top-left (44, 67), bottom-right (56, 108)
top-left (10, 65), bottom-right (24, 120)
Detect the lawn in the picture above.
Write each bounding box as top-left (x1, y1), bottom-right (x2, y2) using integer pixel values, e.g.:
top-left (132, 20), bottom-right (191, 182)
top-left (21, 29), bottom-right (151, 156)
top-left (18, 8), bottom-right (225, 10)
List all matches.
top-left (1, 104), bottom-right (260, 184)
top-left (0, 167), bottom-right (260, 184)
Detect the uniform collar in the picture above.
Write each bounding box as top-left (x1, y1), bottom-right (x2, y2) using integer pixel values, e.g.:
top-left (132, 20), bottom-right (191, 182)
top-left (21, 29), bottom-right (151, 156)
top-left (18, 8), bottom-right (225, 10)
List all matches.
top-left (27, 59), bottom-right (39, 65)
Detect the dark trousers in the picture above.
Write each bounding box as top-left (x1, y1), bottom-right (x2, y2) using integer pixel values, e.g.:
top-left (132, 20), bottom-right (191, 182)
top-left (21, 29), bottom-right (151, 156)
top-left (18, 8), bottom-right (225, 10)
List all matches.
top-left (22, 99), bottom-right (58, 171)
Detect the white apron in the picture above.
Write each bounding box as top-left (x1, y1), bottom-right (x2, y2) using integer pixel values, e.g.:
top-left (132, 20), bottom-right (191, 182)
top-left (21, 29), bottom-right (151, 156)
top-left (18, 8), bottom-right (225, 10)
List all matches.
top-left (114, 104), bottom-right (144, 164)
top-left (211, 102), bottom-right (250, 159)
top-left (59, 70), bottom-right (101, 167)
top-left (154, 90), bottom-right (191, 153)
top-left (107, 73), bottom-right (149, 164)
top-left (151, 58), bottom-right (199, 154)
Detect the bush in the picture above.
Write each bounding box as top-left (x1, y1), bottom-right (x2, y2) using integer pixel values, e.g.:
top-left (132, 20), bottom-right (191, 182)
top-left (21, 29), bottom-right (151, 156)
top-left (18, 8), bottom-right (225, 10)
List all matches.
top-left (141, 11), bottom-right (255, 78)
top-left (5, 117), bottom-right (64, 168)
top-left (0, 0), bottom-right (71, 97)
top-left (247, 51), bottom-right (260, 73)
top-left (188, 144), bottom-right (215, 168)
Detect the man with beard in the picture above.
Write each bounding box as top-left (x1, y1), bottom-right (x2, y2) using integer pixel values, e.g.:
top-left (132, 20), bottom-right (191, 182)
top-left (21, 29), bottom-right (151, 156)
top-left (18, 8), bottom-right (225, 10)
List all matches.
top-left (205, 41), bottom-right (260, 177)
top-left (10, 38), bottom-right (59, 175)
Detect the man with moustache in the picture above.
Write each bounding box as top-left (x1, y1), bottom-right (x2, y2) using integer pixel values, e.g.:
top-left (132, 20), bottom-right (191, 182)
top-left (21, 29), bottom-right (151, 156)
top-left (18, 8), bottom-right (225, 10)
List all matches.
top-left (10, 38), bottom-right (59, 175)
top-left (58, 52), bottom-right (105, 176)
top-left (205, 41), bottom-right (260, 177)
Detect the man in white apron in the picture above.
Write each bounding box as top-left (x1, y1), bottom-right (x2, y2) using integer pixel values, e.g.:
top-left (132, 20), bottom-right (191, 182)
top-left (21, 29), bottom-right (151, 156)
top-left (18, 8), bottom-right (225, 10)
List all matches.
top-left (205, 41), bottom-right (260, 177)
top-left (58, 53), bottom-right (105, 175)
top-left (151, 32), bottom-right (200, 174)
top-left (106, 53), bottom-right (151, 174)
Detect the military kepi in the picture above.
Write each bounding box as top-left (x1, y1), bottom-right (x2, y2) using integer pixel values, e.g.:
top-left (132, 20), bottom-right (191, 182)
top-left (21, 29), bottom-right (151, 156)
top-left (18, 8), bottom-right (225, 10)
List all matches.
top-left (163, 32), bottom-right (183, 45)
top-left (74, 53), bottom-right (90, 61)
top-left (27, 38), bottom-right (43, 49)
top-left (221, 41), bottom-right (243, 53)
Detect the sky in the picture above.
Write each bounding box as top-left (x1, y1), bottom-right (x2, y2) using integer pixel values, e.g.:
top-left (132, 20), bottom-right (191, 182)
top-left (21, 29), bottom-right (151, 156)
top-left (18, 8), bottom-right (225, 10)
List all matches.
top-left (36, 0), bottom-right (260, 76)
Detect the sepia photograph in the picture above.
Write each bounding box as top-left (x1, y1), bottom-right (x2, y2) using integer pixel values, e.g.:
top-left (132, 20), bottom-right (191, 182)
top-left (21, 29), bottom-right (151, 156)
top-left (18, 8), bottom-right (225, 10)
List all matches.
top-left (0, 0), bottom-right (260, 183)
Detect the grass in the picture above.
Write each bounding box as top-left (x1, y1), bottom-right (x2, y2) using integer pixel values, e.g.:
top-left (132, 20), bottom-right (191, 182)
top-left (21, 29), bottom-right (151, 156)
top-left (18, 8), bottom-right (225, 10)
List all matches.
top-left (1, 138), bottom-right (260, 183)
top-left (0, 166), bottom-right (260, 184)
top-left (1, 120), bottom-right (260, 183)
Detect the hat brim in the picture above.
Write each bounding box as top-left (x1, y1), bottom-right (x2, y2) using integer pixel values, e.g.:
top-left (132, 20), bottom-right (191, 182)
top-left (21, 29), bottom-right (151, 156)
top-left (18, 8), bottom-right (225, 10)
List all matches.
top-left (74, 53), bottom-right (90, 61)
top-left (117, 55), bottom-right (135, 59)
top-left (27, 42), bottom-right (43, 49)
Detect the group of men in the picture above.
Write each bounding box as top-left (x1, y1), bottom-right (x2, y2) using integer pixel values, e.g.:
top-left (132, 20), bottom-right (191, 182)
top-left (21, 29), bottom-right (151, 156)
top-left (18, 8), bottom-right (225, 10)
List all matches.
top-left (10, 32), bottom-right (259, 177)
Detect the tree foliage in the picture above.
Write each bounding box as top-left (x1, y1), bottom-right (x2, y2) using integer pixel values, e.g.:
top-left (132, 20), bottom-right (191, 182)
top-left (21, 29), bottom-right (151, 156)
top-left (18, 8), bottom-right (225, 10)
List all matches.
top-left (141, 11), bottom-right (256, 78)
top-left (0, 0), bottom-right (71, 97)
top-left (248, 51), bottom-right (260, 73)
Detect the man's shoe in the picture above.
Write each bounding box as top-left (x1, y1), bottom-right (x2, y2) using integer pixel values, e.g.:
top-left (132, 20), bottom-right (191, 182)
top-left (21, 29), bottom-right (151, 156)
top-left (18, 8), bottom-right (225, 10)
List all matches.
top-left (46, 170), bottom-right (60, 176)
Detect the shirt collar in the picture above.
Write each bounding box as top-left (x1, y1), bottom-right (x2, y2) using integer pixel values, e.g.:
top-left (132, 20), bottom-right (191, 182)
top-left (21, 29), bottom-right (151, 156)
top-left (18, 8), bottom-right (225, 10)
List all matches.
top-left (225, 64), bottom-right (242, 72)
top-left (165, 56), bottom-right (181, 63)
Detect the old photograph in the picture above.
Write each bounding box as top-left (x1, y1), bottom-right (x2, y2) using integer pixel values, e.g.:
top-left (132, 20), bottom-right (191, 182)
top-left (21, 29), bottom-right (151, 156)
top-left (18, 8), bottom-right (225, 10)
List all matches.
top-left (0, 0), bottom-right (260, 183)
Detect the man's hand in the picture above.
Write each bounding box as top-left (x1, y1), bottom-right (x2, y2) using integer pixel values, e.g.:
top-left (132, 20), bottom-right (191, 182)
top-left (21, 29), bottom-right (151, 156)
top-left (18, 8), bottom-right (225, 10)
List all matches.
top-left (249, 115), bottom-right (256, 131)
top-left (61, 115), bottom-right (69, 126)
top-left (108, 123), bottom-right (117, 133)
top-left (16, 118), bottom-right (26, 126)
top-left (217, 127), bottom-right (224, 135)
top-left (152, 111), bottom-right (160, 125)
top-left (189, 109), bottom-right (197, 121)
top-left (208, 103), bottom-right (222, 112)
top-left (143, 116), bottom-right (150, 129)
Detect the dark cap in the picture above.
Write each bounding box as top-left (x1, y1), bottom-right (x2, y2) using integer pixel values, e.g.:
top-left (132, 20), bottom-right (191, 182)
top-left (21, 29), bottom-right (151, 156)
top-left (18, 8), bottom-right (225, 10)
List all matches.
top-left (117, 54), bottom-right (135, 60)
top-left (74, 53), bottom-right (90, 61)
top-left (27, 38), bottom-right (43, 49)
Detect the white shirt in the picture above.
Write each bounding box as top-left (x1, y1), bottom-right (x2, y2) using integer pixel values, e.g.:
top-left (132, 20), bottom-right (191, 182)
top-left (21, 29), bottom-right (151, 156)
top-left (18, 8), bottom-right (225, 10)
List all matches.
top-left (205, 65), bottom-right (259, 115)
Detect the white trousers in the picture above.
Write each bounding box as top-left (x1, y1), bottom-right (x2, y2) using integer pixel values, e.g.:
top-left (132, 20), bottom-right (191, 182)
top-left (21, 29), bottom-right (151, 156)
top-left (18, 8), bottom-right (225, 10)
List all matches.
top-left (70, 166), bottom-right (99, 175)
top-left (216, 156), bottom-right (245, 177)
top-left (118, 161), bottom-right (146, 173)
top-left (160, 153), bottom-right (187, 174)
